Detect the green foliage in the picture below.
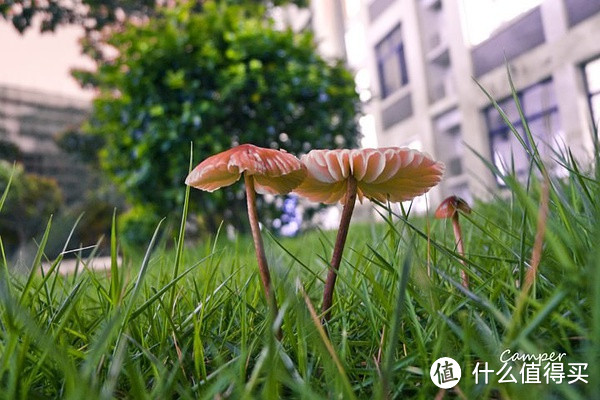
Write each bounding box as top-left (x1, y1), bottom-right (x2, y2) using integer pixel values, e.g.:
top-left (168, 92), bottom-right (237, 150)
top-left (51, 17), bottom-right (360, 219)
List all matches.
top-left (56, 128), bottom-right (104, 164)
top-left (1, 0), bottom-right (306, 35)
top-left (1, 0), bottom-right (156, 34)
top-left (118, 204), bottom-right (162, 249)
top-left (0, 139), bottom-right (21, 162)
top-left (80, 1), bottom-right (360, 232)
top-left (0, 160), bottom-right (63, 254)
top-left (2, 0), bottom-right (308, 67)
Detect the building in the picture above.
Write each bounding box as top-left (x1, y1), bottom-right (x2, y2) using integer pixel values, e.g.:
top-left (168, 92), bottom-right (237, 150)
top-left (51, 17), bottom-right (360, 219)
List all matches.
top-left (0, 85), bottom-right (92, 204)
top-left (333, 0), bottom-right (600, 204)
top-left (0, 19), bottom-right (95, 205)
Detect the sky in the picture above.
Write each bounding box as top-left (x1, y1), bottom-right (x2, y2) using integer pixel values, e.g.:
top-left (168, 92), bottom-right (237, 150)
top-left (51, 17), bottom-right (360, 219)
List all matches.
top-left (0, 19), bottom-right (94, 100)
top-left (460, 0), bottom-right (543, 45)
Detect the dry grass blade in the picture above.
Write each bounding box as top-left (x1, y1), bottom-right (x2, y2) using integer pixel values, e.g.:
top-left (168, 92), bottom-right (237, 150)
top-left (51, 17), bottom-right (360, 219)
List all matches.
top-left (297, 279), bottom-right (357, 400)
top-left (523, 175), bottom-right (550, 292)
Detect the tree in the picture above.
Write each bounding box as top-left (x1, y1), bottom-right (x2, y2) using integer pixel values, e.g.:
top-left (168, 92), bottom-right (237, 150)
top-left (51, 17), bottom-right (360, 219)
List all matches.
top-left (1, 0), bottom-right (306, 61)
top-left (0, 0), bottom-right (306, 33)
top-left (78, 1), bottom-right (360, 233)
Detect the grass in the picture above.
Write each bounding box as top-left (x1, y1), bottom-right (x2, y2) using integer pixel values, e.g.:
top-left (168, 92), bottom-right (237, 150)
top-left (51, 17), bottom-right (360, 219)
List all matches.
top-left (1, 82), bottom-right (600, 399)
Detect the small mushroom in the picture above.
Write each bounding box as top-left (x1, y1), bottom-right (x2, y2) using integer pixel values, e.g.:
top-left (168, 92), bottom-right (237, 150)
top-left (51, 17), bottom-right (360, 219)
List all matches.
top-left (294, 147), bottom-right (444, 322)
top-left (185, 144), bottom-right (306, 321)
top-left (435, 196), bottom-right (472, 288)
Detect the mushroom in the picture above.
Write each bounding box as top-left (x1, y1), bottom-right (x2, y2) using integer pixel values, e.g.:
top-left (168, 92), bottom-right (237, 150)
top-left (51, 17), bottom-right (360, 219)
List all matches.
top-left (435, 196), bottom-right (472, 288)
top-left (294, 147), bottom-right (445, 322)
top-left (185, 144), bottom-right (306, 320)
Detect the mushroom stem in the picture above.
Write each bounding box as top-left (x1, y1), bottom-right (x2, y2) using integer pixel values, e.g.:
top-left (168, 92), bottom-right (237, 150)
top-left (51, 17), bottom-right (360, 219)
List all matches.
top-left (451, 213), bottom-right (469, 288)
top-left (244, 174), bottom-right (279, 324)
top-left (321, 175), bottom-right (358, 323)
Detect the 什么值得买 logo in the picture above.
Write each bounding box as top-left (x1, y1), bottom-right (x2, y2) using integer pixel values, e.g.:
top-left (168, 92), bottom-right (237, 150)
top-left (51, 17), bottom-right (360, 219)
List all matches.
top-left (430, 350), bottom-right (588, 388)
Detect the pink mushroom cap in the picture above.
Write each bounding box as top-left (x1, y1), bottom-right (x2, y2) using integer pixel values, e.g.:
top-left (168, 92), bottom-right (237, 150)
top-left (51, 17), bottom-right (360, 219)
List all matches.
top-left (185, 144), bottom-right (306, 195)
top-left (294, 147), bottom-right (445, 204)
top-left (435, 195), bottom-right (472, 219)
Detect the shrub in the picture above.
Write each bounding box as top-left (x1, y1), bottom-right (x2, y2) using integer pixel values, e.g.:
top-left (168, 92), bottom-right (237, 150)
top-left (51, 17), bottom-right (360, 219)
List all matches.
top-left (0, 161), bottom-right (63, 255)
top-left (118, 204), bottom-right (162, 249)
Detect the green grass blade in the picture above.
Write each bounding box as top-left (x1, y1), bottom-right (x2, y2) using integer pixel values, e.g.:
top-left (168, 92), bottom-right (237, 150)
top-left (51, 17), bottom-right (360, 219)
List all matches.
top-left (380, 248), bottom-right (411, 399)
top-left (110, 208), bottom-right (120, 305)
top-left (169, 143), bottom-right (193, 312)
top-left (18, 216), bottom-right (53, 305)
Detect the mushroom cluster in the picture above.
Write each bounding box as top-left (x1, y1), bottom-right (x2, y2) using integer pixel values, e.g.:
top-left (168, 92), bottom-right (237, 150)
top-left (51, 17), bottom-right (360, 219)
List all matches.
top-left (186, 144), bottom-right (445, 328)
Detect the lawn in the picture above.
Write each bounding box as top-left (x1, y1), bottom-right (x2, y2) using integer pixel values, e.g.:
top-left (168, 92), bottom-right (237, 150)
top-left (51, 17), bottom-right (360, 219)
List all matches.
top-left (1, 93), bottom-right (599, 398)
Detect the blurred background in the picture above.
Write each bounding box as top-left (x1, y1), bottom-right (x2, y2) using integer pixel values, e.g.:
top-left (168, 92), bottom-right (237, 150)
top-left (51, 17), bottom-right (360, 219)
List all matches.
top-left (1, 0), bottom-right (599, 259)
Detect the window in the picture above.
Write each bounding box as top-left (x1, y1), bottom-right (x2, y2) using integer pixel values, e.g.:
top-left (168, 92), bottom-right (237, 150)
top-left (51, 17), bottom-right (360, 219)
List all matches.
top-left (375, 25), bottom-right (408, 99)
top-left (433, 108), bottom-right (463, 178)
top-left (583, 57), bottom-right (600, 127)
top-left (565, 0), bottom-right (600, 27)
top-left (484, 79), bottom-right (561, 183)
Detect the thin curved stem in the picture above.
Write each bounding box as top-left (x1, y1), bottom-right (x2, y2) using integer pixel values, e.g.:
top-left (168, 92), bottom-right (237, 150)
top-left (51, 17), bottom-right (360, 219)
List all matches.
top-left (244, 174), bottom-right (279, 324)
top-left (321, 175), bottom-right (358, 323)
top-left (452, 214), bottom-right (469, 288)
